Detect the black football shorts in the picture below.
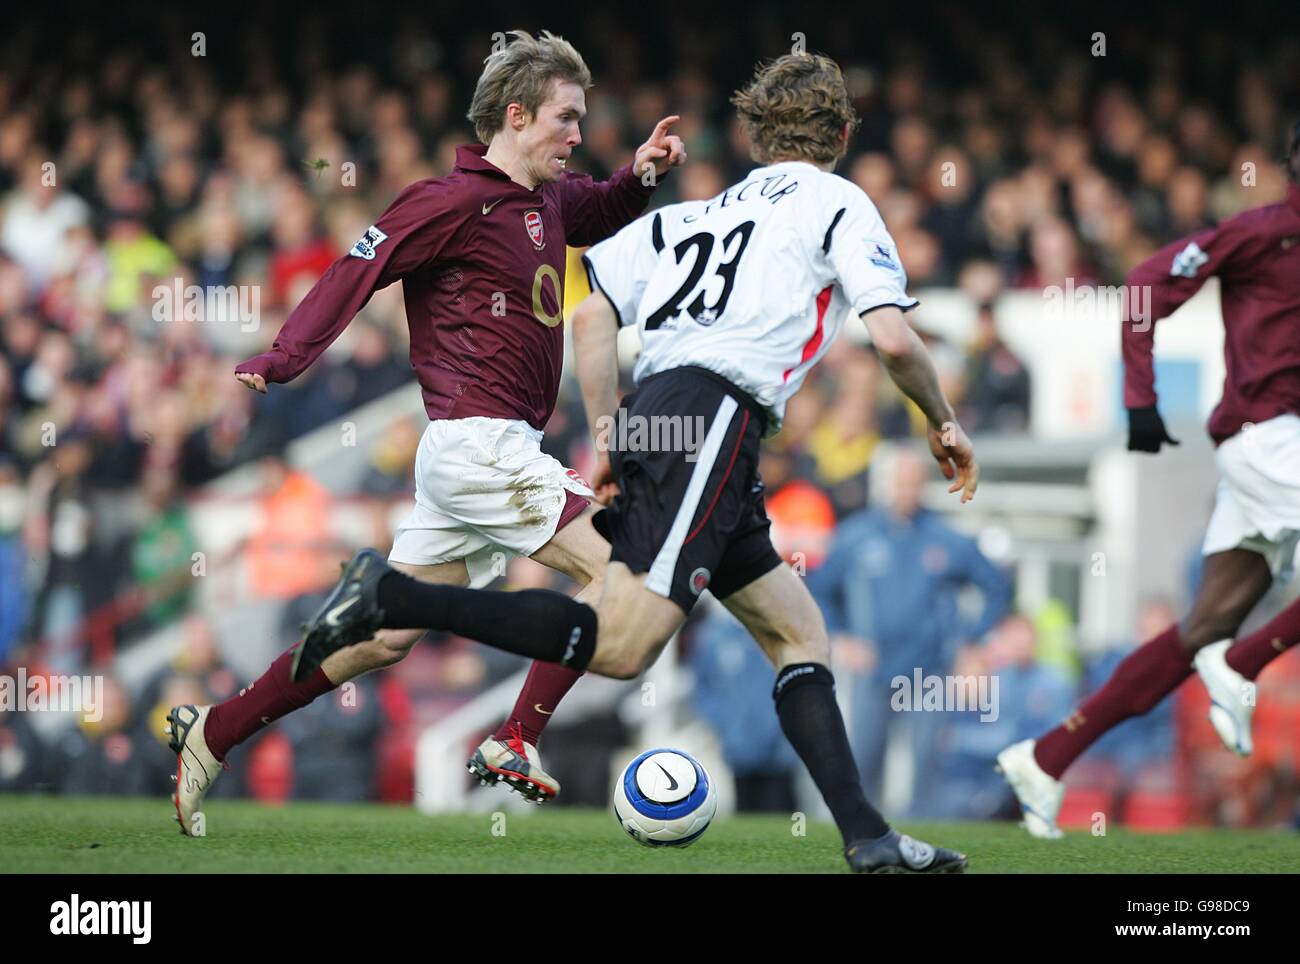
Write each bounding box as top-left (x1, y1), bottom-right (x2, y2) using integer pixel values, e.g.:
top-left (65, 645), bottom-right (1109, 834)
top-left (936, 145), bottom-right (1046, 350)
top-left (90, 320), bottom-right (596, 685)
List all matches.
top-left (593, 366), bottom-right (783, 613)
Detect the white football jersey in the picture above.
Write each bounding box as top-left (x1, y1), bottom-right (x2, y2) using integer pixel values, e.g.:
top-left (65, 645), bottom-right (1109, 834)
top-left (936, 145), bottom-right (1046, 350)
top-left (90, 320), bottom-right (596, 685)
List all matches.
top-left (582, 160), bottom-right (917, 434)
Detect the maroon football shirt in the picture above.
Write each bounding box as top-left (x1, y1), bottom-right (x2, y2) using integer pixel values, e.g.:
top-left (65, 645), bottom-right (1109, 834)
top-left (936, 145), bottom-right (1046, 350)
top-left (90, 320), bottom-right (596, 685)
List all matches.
top-left (1123, 183), bottom-right (1300, 444)
top-left (237, 145), bottom-right (656, 429)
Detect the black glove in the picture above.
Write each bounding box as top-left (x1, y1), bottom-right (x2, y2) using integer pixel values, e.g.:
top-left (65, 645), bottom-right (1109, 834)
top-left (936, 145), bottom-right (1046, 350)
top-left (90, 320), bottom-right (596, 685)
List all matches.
top-left (1127, 406), bottom-right (1180, 453)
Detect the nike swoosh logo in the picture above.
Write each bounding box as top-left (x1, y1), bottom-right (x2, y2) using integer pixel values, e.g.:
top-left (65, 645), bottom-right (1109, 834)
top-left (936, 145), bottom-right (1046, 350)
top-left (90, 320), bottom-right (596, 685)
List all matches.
top-left (533, 704), bottom-right (554, 715)
top-left (656, 763), bottom-right (679, 792)
top-left (325, 596), bottom-right (358, 626)
top-left (482, 198), bottom-right (504, 215)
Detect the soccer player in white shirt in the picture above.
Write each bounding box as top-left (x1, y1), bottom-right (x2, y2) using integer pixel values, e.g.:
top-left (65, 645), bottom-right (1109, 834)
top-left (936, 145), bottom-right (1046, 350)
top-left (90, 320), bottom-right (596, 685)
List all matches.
top-left (305, 53), bottom-right (977, 872)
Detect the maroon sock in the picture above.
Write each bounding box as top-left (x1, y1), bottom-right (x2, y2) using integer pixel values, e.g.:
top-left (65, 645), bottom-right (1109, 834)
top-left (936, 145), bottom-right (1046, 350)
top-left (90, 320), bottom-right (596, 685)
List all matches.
top-left (492, 660), bottom-right (582, 746)
top-left (1033, 624), bottom-right (1193, 779)
top-left (203, 645), bottom-right (336, 761)
top-left (1225, 597), bottom-right (1300, 680)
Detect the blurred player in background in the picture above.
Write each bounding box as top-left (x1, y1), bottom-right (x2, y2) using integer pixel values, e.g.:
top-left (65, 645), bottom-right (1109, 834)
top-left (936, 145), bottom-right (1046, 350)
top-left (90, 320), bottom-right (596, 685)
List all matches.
top-left (166, 30), bottom-right (686, 834)
top-left (299, 53), bottom-right (977, 872)
top-left (998, 120), bottom-right (1300, 839)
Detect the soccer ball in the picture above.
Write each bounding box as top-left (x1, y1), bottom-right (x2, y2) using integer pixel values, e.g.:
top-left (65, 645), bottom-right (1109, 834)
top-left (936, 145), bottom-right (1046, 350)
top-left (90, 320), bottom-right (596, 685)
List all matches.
top-left (613, 748), bottom-right (717, 847)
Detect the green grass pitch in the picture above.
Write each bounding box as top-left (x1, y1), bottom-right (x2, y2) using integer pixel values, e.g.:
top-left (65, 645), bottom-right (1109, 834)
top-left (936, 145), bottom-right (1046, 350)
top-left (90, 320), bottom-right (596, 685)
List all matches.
top-left (2, 796), bottom-right (1296, 873)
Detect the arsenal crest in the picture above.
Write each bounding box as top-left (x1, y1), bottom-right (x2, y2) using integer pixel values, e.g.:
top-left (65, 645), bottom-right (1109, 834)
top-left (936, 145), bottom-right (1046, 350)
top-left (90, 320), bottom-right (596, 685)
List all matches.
top-left (525, 210), bottom-right (545, 249)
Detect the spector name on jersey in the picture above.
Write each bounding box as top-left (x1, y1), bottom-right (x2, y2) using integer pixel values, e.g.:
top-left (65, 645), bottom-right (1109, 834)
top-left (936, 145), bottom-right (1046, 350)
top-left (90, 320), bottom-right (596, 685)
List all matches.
top-left (680, 171), bottom-right (800, 223)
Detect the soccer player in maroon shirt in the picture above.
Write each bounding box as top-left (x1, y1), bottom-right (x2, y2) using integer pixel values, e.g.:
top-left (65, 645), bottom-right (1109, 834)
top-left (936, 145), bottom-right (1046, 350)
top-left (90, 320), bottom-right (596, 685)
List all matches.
top-left (166, 30), bottom-right (685, 834)
top-left (997, 122), bottom-right (1300, 838)
top-left (288, 54), bottom-right (975, 872)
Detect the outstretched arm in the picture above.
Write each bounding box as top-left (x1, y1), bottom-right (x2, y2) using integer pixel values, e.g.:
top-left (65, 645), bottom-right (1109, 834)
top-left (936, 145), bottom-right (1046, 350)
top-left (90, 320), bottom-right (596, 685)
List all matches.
top-left (235, 183), bottom-right (458, 390)
top-left (861, 305), bottom-right (978, 503)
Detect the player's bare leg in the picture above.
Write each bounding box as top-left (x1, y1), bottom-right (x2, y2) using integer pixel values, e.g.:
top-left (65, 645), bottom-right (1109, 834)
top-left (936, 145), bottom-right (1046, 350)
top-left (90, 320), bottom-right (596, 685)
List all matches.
top-left (581, 561), bottom-right (687, 680)
top-left (1209, 590), bottom-right (1300, 749)
top-left (999, 548), bottom-right (1273, 838)
top-left (1185, 549), bottom-right (1277, 756)
top-left (719, 564), bottom-right (967, 873)
top-left (469, 507), bottom-right (611, 802)
top-left (1178, 549), bottom-right (1275, 653)
top-left (167, 558), bottom-right (464, 836)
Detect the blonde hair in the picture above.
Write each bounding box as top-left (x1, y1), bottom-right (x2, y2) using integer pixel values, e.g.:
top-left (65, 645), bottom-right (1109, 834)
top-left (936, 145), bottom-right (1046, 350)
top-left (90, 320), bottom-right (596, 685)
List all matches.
top-left (731, 54), bottom-right (858, 166)
top-left (467, 30), bottom-right (592, 144)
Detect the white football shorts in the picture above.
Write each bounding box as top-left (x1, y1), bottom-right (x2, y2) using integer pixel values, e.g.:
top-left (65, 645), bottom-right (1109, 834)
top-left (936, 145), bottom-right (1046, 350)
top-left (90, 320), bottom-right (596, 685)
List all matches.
top-left (389, 417), bottom-right (592, 587)
top-left (1202, 413), bottom-right (1300, 578)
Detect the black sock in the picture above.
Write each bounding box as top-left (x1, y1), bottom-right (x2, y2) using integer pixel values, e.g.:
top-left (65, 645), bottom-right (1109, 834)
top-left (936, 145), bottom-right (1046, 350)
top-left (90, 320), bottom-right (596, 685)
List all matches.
top-left (376, 572), bottom-right (597, 671)
top-left (773, 662), bottom-right (890, 846)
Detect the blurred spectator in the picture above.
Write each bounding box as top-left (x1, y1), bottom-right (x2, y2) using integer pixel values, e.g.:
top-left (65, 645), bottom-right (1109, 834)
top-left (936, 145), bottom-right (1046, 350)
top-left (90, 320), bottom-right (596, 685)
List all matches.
top-left (26, 435), bottom-right (100, 669)
top-left (804, 345), bottom-right (884, 517)
top-left (103, 214), bottom-right (177, 315)
top-left (246, 457), bottom-right (337, 601)
top-left (179, 370), bottom-right (286, 486)
top-left (334, 320), bottom-right (410, 409)
top-left (129, 467), bottom-right (198, 629)
top-left (959, 301), bottom-right (1031, 434)
top-left (54, 678), bottom-right (157, 796)
top-left (920, 147), bottom-right (978, 282)
top-left (1, 154), bottom-right (90, 292)
top-left (0, 702), bottom-right (54, 792)
top-left (932, 616), bottom-right (1074, 819)
top-left (267, 182), bottom-right (337, 310)
top-left (809, 445), bottom-right (1013, 816)
top-left (678, 161), bottom-right (727, 202)
top-left (1017, 216), bottom-right (1098, 290)
top-left (766, 480), bottom-right (835, 572)
top-left (359, 415), bottom-right (421, 497)
top-left (971, 178), bottom-right (1028, 283)
top-left (278, 674), bottom-right (386, 801)
top-left (259, 359), bottom-right (349, 440)
top-left (138, 615), bottom-right (243, 720)
top-left (0, 358), bottom-right (17, 458)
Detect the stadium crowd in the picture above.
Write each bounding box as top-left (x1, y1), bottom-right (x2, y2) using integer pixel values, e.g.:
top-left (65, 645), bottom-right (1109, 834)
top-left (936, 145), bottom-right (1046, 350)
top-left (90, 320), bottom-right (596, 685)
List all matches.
top-left (1, 2), bottom-right (1296, 822)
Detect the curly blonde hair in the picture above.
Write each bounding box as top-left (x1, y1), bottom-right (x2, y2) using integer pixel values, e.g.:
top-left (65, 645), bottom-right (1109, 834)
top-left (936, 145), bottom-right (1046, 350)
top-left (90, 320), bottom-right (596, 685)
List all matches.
top-left (731, 54), bottom-right (858, 166)
top-left (467, 30), bottom-right (592, 144)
